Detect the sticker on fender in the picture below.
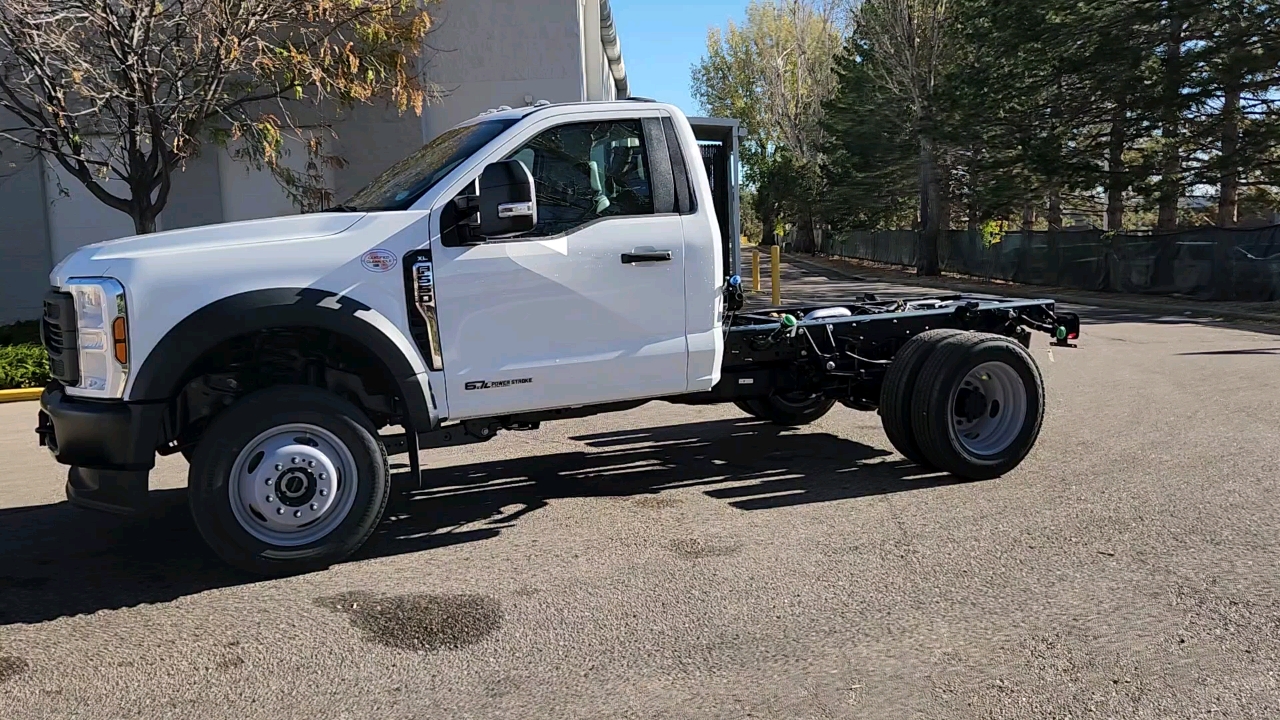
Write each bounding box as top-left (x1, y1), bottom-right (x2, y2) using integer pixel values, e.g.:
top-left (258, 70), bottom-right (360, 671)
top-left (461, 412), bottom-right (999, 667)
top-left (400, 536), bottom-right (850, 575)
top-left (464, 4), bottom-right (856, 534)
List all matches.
top-left (361, 249), bottom-right (398, 273)
top-left (465, 378), bottom-right (533, 391)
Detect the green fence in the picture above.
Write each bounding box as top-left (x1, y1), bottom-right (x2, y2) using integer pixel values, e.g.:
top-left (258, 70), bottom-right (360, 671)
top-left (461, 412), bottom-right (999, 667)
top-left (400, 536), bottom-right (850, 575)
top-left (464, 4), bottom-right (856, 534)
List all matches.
top-left (822, 226), bottom-right (1280, 301)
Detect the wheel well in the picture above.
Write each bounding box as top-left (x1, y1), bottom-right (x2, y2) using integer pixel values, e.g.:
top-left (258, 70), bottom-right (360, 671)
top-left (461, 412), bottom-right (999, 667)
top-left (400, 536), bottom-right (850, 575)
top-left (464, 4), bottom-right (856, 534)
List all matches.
top-left (162, 327), bottom-right (404, 455)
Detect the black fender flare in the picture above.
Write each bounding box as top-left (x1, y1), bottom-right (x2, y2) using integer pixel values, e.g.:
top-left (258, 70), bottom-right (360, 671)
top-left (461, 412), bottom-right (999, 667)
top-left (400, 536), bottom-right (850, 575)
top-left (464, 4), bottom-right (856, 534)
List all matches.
top-left (129, 288), bottom-right (437, 431)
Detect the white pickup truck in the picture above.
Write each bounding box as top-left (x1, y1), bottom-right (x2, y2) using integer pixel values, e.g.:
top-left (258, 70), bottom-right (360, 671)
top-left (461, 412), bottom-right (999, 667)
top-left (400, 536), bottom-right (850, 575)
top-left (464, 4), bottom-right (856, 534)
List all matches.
top-left (36, 100), bottom-right (1080, 575)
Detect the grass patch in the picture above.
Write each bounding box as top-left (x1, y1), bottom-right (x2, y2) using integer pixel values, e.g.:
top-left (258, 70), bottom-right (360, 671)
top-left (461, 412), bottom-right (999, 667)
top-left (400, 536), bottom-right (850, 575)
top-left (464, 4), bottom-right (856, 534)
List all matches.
top-left (0, 322), bottom-right (50, 390)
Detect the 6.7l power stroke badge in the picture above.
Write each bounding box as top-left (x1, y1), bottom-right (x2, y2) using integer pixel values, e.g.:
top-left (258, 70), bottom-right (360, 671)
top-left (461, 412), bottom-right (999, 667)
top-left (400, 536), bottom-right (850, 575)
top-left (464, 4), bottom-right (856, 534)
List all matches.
top-left (464, 378), bottom-right (533, 391)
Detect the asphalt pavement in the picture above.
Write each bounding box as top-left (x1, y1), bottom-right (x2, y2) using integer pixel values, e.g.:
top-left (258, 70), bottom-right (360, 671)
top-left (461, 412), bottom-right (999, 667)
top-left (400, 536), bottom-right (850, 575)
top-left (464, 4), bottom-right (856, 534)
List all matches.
top-left (2, 267), bottom-right (1280, 719)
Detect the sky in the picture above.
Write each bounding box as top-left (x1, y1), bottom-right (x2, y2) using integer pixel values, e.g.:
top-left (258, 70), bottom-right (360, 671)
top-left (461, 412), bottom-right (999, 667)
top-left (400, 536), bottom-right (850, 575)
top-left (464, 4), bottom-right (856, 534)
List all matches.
top-left (609, 0), bottom-right (749, 116)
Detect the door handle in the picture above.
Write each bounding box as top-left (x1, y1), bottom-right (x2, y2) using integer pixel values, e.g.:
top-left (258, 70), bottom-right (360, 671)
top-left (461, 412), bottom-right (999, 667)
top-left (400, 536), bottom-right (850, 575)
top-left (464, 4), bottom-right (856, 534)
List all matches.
top-left (621, 250), bottom-right (672, 264)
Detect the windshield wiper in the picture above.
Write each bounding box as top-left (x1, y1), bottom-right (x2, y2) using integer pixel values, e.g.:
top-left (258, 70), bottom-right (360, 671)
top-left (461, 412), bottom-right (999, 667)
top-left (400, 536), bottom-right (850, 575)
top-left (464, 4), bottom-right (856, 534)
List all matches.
top-left (321, 204), bottom-right (363, 213)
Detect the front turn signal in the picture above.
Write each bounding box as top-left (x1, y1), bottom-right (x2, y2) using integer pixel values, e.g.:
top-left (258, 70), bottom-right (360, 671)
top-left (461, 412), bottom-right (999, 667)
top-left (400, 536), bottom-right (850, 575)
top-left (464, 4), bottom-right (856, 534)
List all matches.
top-left (112, 316), bottom-right (128, 364)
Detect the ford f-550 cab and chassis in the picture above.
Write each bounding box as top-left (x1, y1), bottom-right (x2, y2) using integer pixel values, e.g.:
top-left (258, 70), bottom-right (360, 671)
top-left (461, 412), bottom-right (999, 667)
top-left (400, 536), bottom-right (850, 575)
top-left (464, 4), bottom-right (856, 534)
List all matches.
top-left (35, 100), bottom-right (1080, 575)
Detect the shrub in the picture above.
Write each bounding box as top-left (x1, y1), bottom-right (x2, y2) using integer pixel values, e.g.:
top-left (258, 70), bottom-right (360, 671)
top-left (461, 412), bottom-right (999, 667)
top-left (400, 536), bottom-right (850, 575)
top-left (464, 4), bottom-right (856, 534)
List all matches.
top-left (0, 343), bottom-right (50, 390)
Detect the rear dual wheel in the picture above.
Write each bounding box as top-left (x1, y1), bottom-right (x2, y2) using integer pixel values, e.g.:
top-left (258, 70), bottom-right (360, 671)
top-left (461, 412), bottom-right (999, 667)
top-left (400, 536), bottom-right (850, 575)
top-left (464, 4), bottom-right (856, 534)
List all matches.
top-left (880, 331), bottom-right (1044, 480)
top-left (878, 329), bottom-right (965, 465)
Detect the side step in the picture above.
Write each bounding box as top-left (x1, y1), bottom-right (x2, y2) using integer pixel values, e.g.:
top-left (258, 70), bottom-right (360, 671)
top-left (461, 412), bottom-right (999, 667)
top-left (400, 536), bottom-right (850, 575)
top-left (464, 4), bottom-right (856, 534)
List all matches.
top-left (379, 419), bottom-right (542, 488)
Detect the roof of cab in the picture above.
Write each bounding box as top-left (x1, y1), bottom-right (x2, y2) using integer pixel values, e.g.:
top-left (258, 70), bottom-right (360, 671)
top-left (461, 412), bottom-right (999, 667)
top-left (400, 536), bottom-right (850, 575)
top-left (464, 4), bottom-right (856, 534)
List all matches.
top-left (454, 99), bottom-right (675, 128)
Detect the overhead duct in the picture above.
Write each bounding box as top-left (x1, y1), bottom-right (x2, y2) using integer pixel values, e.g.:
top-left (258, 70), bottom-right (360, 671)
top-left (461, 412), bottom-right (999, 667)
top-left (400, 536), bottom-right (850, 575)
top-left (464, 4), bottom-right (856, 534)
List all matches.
top-left (598, 0), bottom-right (629, 98)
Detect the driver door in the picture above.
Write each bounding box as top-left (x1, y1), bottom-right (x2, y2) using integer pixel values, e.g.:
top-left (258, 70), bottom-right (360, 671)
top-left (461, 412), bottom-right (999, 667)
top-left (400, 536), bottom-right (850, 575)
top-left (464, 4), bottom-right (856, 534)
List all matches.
top-left (431, 116), bottom-right (690, 420)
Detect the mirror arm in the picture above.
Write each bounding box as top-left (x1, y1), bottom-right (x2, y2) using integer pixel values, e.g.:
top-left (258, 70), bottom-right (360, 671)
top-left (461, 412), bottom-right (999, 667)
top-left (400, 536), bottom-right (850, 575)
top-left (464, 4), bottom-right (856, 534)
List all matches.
top-left (450, 194), bottom-right (482, 245)
top-left (452, 194), bottom-right (481, 224)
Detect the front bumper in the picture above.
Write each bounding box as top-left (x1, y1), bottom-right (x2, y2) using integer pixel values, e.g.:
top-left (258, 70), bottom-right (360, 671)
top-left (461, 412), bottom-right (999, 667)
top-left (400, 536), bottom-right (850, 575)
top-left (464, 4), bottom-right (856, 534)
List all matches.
top-left (37, 383), bottom-right (165, 515)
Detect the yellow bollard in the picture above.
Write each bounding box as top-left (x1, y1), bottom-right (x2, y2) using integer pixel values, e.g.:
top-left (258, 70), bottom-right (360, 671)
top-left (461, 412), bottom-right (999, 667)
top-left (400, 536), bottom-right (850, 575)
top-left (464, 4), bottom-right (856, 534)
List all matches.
top-left (751, 248), bottom-right (761, 292)
top-left (770, 244), bottom-right (781, 306)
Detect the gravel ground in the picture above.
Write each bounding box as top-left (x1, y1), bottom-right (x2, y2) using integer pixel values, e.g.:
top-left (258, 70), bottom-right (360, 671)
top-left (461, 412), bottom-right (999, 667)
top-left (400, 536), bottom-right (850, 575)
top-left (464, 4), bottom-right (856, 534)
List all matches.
top-left (2, 270), bottom-right (1279, 719)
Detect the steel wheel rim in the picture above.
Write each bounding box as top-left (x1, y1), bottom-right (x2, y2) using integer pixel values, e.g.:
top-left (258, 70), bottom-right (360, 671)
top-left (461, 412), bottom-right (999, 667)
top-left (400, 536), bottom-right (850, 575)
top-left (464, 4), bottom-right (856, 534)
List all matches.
top-left (228, 423), bottom-right (359, 547)
top-left (949, 361), bottom-right (1027, 457)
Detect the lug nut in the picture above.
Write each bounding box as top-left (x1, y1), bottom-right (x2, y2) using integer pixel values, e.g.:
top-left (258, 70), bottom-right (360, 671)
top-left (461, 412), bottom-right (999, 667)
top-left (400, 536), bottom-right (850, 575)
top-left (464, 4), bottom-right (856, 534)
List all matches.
top-left (291, 457), bottom-right (300, 465)
top-left (319, 488), bottom-right (328, 497)
top-left (310, 503), bottom-right (318, 511)
top-left (266, 495), bottom-right (274, 503)
top-left (276, 507), bottom-right (284, 515)
top-left (275, 463), bottom-right (283, 471)
top-left (307, 460), bottom-right (315, 468)
top-left (293, 510), bottom-right (302, 518)
top-left (318, 473), bottom-right (327, 481)
top-left (266, 478), bottom-right (274, 486)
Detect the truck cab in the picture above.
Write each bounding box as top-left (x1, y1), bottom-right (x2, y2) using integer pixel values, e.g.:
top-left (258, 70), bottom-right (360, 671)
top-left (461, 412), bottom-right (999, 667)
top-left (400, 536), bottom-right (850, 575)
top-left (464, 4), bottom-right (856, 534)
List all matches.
top-left (36, 100), bottom-right (1075, 575)
top-left (37, 101), bottom-right (740, 570)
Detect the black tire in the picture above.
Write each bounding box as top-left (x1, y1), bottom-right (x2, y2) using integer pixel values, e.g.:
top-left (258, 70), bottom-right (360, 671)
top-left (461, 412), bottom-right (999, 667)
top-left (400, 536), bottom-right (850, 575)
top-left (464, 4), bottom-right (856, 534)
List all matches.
top-left (737, 393), bottom-right (836, 426)
top-left (187, 385), bottom-right (390, 576)
top-left (878, 328), bottom-right (965, 465)
top-left (909, 332), bottom-right (1044, 480)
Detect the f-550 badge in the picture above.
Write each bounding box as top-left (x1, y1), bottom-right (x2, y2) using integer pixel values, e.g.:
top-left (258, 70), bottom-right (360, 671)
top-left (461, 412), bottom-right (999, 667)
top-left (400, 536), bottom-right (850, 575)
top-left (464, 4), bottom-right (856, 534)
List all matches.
top-left (465, 378), bottom-right (533, 391)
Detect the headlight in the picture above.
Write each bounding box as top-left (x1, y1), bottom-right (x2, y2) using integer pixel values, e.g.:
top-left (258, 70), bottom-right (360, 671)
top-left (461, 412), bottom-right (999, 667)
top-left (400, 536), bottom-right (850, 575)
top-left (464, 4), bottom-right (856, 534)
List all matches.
top-left (66, 278), bottom-right (129, 398)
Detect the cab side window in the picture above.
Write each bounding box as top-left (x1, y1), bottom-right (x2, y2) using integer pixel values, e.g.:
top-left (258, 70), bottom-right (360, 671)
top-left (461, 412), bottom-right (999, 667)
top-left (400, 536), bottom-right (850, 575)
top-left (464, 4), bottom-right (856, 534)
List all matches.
top-left (506, 120), bottom-right (653, 237)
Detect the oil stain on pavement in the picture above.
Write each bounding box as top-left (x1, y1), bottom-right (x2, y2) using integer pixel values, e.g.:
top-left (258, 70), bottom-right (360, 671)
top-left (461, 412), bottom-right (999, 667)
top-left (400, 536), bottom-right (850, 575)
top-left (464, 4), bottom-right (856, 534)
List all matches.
top-left (315, 591), bottom-right (501, 652)
top-left (0, 655), bottom-right (29, 683)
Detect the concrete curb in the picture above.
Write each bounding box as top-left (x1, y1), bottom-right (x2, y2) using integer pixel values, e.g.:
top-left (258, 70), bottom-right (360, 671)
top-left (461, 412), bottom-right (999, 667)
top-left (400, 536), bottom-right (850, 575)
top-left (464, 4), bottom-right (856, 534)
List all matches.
top-left (789, 256), bottom-right (1280, 326)
top-left (0, 387), bottom-right (42, 404)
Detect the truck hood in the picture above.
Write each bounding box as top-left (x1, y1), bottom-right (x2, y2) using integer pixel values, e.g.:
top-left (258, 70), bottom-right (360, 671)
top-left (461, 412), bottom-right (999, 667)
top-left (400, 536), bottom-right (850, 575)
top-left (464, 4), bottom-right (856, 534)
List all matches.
top-left (51, 212), bottom-right (366, 285)
top-left (84, 213), bottom-right (365, 261)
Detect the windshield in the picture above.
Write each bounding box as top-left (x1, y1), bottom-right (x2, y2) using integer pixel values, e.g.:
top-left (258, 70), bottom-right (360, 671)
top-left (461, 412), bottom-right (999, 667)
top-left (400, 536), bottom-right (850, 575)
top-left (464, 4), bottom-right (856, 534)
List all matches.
top-left (336, 119), bottom-right (517, 211)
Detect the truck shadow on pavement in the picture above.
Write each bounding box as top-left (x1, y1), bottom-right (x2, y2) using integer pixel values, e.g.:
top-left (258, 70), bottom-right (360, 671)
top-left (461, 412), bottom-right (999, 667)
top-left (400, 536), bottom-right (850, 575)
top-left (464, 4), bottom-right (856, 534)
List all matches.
top-left (0, 417), bottom-right (965, 626)
top-left (362, 417), bottom-right (963, 557)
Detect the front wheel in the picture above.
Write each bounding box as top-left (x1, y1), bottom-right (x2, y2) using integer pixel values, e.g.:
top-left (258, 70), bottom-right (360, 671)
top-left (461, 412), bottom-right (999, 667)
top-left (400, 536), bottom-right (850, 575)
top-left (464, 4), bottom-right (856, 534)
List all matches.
top-left (736, 393), bottom-right (837, 426)
top-left (187, 385), bottom-right (390, 576)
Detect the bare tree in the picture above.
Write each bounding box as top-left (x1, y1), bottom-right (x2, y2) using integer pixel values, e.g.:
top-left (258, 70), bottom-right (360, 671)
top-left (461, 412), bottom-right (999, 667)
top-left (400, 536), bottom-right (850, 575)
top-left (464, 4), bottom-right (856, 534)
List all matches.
top-left (0, 0), bottom-right (436, 234)
top-left (855, 0), bottom-right (952, 274)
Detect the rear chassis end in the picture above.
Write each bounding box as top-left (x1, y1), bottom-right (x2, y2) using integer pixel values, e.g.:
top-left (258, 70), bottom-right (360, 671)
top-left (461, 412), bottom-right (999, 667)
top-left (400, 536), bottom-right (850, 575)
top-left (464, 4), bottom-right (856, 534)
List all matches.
top-left (684, 294), bottom-right (1078, 408)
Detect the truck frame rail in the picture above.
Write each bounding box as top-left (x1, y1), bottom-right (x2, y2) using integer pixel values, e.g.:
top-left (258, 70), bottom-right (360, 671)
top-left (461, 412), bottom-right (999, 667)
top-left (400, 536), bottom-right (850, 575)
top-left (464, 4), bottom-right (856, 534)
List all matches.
top-left (684, 293), bottom-right (1079, 410)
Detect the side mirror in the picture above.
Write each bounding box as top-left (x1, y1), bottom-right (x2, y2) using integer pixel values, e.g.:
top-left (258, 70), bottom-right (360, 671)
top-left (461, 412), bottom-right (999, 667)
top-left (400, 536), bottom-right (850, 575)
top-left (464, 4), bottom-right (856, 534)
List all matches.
top-left (476, 159), bottom-right (537, 238)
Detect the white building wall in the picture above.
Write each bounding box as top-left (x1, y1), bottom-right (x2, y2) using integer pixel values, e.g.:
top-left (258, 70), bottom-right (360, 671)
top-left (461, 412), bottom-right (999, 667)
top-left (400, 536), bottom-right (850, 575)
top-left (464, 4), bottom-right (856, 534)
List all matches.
top-left (162, 149), bottom-right (225, 230)
top-left (216, 136), bottom-right (334, 223)
top-left (417, 0), bottom-right (589, 141)
top-left (581, 0), bottom-right (605, 101)
top-left (0, 116), bottom-right (54, 324)
top-left (42, 152), bottom-right (139, 263)
top-left (329, 103), bottom-right (430, 201)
